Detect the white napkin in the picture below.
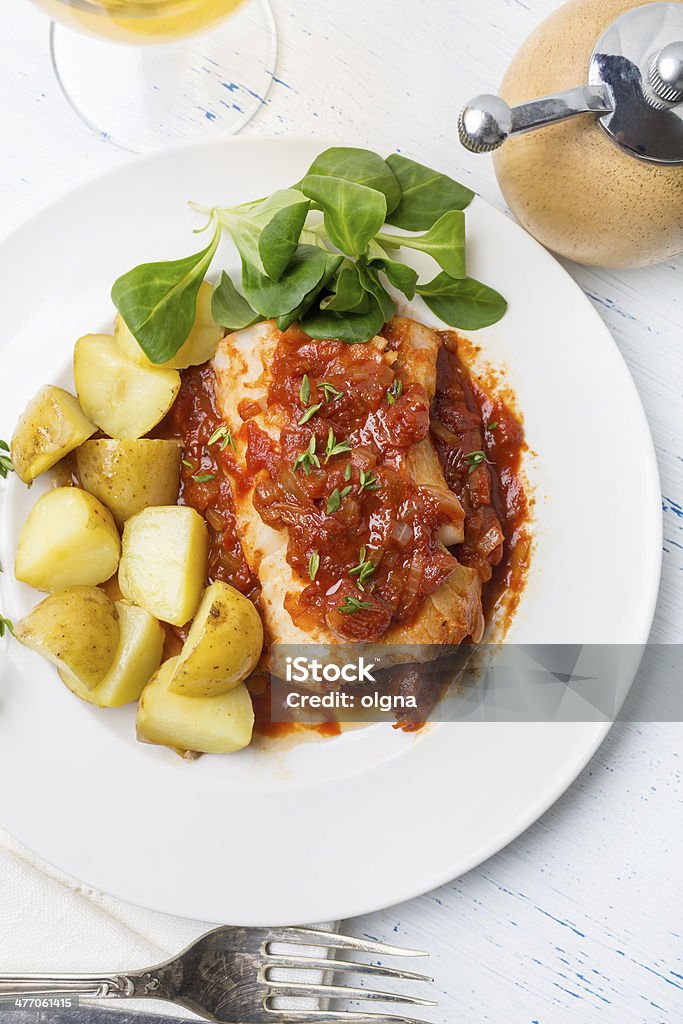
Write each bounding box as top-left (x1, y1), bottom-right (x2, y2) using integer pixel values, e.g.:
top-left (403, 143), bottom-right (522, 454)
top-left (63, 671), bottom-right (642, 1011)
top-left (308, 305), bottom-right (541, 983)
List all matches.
top-left (0, 828), bottom-right (336, 1018)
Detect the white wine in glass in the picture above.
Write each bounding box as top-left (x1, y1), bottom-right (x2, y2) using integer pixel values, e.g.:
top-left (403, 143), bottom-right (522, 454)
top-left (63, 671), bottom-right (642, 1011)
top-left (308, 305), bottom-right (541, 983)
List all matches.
top-left (30, 0), bottom-right (278, 150)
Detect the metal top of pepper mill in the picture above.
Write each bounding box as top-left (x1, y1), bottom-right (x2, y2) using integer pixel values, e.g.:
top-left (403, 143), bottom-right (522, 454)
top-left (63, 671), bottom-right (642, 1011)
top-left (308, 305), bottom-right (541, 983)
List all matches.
top-left (459, 2), bottom-right (683, 165)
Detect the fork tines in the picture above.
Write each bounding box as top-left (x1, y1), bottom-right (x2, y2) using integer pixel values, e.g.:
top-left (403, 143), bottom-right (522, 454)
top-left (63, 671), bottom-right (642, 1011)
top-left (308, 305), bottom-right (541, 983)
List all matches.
top-left (263, 927), bottom-right (436, 1024)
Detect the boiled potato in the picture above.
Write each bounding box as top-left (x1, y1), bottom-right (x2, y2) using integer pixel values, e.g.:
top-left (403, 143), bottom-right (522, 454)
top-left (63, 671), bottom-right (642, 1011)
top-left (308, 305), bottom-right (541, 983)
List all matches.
top-left (76, 438), bottom-right (181, 529)
top-left (15, 487), bottom-right (120, 592)
top-left (11, 385), bottom-right (96, 484)
top-left (14, 586), bottom-right (119, 689)
top-left (118, 505), bottom-right (208, 626)
top-left (137, 657), bottom-right (254, 755)
top-left (74, 333), bottom-right (180, 440)
top-left (59, 600), bottom-right (164, 707)
top-left (169, 581), bottom-right (263, 697)
top-left (115, 282), bottom-right (223, 369)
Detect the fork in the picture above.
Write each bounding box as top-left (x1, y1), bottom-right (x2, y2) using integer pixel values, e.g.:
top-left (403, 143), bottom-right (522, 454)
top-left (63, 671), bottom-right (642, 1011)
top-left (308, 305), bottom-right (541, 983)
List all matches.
top-left (0, 926), bottom-right (436, 1024)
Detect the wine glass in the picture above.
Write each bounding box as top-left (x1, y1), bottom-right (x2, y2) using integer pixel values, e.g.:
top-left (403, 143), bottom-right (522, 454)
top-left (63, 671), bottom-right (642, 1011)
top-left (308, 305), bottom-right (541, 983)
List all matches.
top-left (29, 0), bottom-right (278, 152)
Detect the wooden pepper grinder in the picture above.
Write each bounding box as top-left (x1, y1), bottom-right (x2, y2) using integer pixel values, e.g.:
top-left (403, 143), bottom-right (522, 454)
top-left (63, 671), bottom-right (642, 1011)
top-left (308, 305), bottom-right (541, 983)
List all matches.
top-left (459, 0), bottom-right (683, 267)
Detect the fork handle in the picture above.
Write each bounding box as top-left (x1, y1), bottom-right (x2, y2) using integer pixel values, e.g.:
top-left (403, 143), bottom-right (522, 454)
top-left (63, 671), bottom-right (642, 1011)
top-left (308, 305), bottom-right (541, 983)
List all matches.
top-left (0, 972), bottom-right (145, 999)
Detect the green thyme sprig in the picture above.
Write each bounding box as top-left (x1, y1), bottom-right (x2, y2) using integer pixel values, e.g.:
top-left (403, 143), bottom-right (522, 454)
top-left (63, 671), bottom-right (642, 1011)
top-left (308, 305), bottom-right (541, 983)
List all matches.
top-left (325, 428), bottom-right (352, 464)
top-left (349, 546), bottom-right (376, 591)
top-left (339, 595), bottom-right (375, 615)
top-left (294, 435), bottom-right (320, 475)
top-left (208, 425), bottom-right (236, 452)
top-left (308, 551), bottom-right (320, 581)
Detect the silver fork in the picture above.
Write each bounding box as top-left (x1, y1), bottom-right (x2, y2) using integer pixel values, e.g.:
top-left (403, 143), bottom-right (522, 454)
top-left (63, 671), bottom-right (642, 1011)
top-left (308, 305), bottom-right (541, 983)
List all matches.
top-left (0, 926), bottom-right (437, 1024)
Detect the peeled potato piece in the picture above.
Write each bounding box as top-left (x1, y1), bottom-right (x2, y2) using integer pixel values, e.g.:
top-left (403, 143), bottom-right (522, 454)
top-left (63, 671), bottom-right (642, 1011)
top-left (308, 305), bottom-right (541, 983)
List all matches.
top-left (15, 487), bottom-right (120, 592)
top-left (118, 505), bottom-right (208, 626)
top-left (137, 657), bottom-right (254, 755)
top-left (115, 282), bottom-right (223, 370)
top-left (11, 385), bottom-right (96, 484)
top-left (74, 333), bottom-right (180, 440)
top-left (60, 601), bottom-right (164, 707)
top-left (169, 581), bottom-right (263, 697)
top-left (14, 586), bottom-right (119, 690)
top-left (76, 438), bottom-right (181, 529)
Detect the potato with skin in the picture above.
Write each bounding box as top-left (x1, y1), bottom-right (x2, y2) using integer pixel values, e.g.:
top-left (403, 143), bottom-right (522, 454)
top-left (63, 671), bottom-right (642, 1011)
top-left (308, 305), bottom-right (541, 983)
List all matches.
top-left (15, 487), bottom-right (120, 592)
top-left (76, 438), bottom-right (181, 529)
top-left (14, 586), bottom-right (119, 690)
top-left (169, 581), bottom-right (263, 697)
top-left (137, 657), bottom-right (255, 755)
top-left (74, 333), bottom-right (180, 440)
top-left (115, 282), bottom-right (223, 370)
top-left (59, 601), bottom-right (164, 707)
top-left (118, 505), bottom-right (209, 626)
top-left (11, 385), bottom-right (96, 484)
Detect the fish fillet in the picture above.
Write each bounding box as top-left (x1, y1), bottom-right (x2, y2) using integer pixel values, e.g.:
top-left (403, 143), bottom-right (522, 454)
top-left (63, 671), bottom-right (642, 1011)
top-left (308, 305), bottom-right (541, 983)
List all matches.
top-left (212, 318), bottom-right (483, 652)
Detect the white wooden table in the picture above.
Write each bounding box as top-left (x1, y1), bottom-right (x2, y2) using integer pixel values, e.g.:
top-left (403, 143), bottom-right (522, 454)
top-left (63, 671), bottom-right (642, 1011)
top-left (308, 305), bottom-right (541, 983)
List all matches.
top-left (1, 0), bottom-right (681, 1021)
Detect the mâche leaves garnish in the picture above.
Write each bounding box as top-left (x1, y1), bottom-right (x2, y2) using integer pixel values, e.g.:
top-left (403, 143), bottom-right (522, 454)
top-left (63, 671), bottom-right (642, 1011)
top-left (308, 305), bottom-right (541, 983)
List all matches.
top-left (0, 440), bottom-right (14, 479)
top-left (113, 146), bottom-right (507, 358)
top-left (242, 245), bottom-right (333, 319)
top-left (488, 421), bottom-right (498, 431)
top-left (300, 374), bottom-right (311, 405)
top-left (417, 274), bottom-right (508, 330)
top-left (181, 458), bottom-right (194, 469)
top-left (320, 261), bottom-right (367, 313)
top-left (386, 153), bottom-right (474, 230)
top-left (301, 148), bottom-right (401, 215)
top-left (301, 175), bottom-right (387, 257)
top-left (370, 257), bottom-right (419, 300)
top-left (218, 189), bottom-right (311, 280)
top-left (302, 300), bottom-right (386, 345)
top-left (344, 462), bottom-right (352, 481)
top-left (192, 473), bottom-right (216, 483)
top-left (211, 271), bottom-right (262, 330)
top-left (377, 210), bottom-right (466, 280)
top-left (112, 219), bottom-right (221, 365)
top-left (0, 616), bottom-right (13, 639)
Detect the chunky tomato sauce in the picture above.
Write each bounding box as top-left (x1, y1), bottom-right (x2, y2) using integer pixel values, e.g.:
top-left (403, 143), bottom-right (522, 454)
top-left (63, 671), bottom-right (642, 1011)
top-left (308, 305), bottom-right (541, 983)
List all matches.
top-left (159, 322), bottom-right (530, 736)
top-left (248, 325), bottom-right (462, 643)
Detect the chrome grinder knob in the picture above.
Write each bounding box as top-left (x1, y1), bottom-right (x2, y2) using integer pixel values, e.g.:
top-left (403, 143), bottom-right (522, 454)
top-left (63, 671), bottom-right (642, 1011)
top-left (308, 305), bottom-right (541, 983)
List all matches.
top-left (648, 41), bottom-right (683, 104)
top-left (458, 95), bottom-right (513, 153)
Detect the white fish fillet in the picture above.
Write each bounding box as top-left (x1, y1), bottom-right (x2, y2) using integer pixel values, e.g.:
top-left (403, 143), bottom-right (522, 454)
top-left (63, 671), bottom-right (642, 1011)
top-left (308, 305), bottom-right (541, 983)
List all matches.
top-left (212, 319), bottom-right (483, 652)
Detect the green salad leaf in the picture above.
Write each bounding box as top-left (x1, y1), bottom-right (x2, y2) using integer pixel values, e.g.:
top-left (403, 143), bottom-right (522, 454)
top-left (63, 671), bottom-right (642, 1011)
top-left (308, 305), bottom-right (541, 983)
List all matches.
top-left (377, 210), bottom-right (466, 280)
top-left (211, 271), bottom-right (262, 330)
top-left (219, 189), bottom-right (311, 281)
top-left (417, 273), bottom-right (508, 330)
top-left (113, 145), bottom-right (506, 357)
top-left (386, 154), bottom-right (474, 230)
top-left (111, 222), bottom-right (220, 364)
top-left (301, 147), bottom-right (401, 214)
top-left (301, 175), bottom-right (387, 257)
top-left (321, 261), bottom-right (367, 312)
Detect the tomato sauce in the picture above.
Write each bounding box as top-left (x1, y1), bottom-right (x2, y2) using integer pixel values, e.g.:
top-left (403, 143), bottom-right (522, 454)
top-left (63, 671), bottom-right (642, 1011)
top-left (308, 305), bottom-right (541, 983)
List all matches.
top-left (158, 322), bottom-right (530, 737)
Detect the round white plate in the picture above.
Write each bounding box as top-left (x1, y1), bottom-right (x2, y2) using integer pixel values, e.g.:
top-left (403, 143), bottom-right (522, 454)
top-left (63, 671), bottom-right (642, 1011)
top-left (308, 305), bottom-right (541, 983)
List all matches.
top-left (0, 137), bottom-right (661, 926)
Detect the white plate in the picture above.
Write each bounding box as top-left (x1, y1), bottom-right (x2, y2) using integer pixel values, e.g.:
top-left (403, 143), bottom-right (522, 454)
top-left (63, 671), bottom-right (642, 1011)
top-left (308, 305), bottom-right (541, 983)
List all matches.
top-left (0, 137), bottom-right (661, 926)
